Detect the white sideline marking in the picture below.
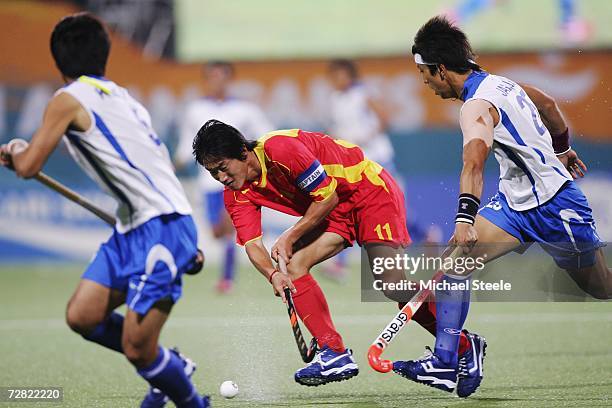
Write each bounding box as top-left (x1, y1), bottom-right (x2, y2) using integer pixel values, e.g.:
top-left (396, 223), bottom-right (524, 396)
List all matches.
top-left (0, 312), bottom-right (610, 331)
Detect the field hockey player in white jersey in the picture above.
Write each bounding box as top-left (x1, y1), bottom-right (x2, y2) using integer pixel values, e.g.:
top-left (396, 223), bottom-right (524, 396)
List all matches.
top-left (0, 13), bottom-right (209, 408)
top-left (391, 16), bottom-right (611, 398)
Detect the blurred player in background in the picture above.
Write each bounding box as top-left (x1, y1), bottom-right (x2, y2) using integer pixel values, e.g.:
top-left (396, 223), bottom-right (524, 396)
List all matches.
top-left (174, 61), bottom-right (273, 294)
top-left (393, 15), bottom-right (610, 397)
top-left (445, 0), bottom-right (591, 44)
top-left (0, 13), bottom-right (208, 408)
top-left (192, 120), bottom-right (484, 388)
top-left (328, 59), bottom-right (395, 174)
top-left (324, 59), bottom-right (397, 281)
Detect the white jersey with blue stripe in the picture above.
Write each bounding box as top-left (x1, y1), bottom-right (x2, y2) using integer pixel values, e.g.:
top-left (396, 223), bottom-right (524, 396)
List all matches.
top-left (461, 71), bottom-right (572, 211)
top-left (57, 76), bottom-right (192, 233)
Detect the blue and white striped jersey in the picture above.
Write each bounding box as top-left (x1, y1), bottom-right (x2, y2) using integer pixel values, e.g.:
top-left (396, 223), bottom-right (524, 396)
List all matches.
top-left (461, 71), bottom-right (572, 211)
top-left (57, 76), bottom-right (192, 233)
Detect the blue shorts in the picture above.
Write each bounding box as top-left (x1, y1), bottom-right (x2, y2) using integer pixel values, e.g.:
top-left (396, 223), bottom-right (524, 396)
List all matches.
top-left (82, 213), bottom-right (198, 315)
top-left (479, 181), bottom-right (604, 269)
top-left (205, 191), bottom-right (225, 226)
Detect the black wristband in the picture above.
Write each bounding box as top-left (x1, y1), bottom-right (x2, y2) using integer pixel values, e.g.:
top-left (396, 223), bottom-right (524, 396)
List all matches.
top-left (455, 193), bottom-right (480, 225)
top-left (552, 128), bottom-right (570, 155)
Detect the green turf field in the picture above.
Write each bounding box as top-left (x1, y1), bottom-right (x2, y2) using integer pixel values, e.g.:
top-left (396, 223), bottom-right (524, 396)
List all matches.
top-left (1, 263), bottom-right (611, 407)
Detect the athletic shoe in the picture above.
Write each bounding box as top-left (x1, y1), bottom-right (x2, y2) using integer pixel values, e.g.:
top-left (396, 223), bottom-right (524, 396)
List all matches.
top-left (140, 348), bottom-right (197, 408)
top-left (456, 330), bottom-right (487, 398)
top-left (393, 347), bottom-right (457, 393)
top-left (294, 346), bottom-right (359, 386)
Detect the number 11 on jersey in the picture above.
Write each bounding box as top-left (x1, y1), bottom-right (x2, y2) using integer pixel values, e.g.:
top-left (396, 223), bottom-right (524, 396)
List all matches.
top-left (375, 223), bottom-right (393, 240)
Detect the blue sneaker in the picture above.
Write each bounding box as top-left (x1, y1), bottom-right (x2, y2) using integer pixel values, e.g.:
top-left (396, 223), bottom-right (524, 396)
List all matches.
top-left (456, 330), bottom-right (487, 398)
top-left (393, 347), bottom-right (458, 393)
top-left (294, 346), bottom-right (359, 386)
top-left (140, 348), bottom-right (197, 408)
top-left (200, 395), bottom-right (211, 408)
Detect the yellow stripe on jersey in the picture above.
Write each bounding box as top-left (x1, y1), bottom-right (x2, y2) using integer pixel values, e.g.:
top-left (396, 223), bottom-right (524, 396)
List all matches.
top-left (324, 160), bottom-right (388, 192)
top-left (333, 139), bottom-right (359, 149)
top-left (311, 177), bottom-right (338, 201)
top-left (252, 144), bottom-right (269, 188)
top-left (78, 76), bottom-right (111, 95)
top-left (241, 235), bottom-right (263, 247)
top-left (253, 129), bottom-right (300, 188)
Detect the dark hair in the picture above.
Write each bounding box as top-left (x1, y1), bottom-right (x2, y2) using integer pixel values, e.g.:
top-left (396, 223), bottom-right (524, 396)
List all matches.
top-left (193, 120), bottom-right (258, 165)
top-left (412, 16), bottom-right (480, 75)
top-left (329, 59), bottom-right (359, 80)
top-left (204, 61), bottom-right (235, 77)
top-left (50, 12), bottom-right (110, 78)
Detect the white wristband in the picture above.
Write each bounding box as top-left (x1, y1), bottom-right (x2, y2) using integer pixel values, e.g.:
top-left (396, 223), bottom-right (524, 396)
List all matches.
top-left (555, 146), bottom-right (572, 156)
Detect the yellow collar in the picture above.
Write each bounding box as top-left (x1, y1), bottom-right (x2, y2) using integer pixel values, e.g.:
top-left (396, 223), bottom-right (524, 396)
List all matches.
top-left (252, 144), bottom-right (268, 188)
top-left (77, 75), bottom-right (111, 95)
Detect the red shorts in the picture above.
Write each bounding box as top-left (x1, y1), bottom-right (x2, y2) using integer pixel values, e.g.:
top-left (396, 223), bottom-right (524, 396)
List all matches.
top-left (324, 169), bottom-right (411, 248)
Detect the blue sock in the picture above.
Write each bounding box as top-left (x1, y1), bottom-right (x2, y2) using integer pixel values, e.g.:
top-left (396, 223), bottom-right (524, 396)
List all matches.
top-left (82, 312), bottom-right (124, 353)
top-left (434, 275), bottom-right (471, 366)
top-left (560, 0), bottom-right (575, 25)
top-left (222, 238), bottom-right (236, 281)
top-left (137, 347), bottom-right (202, 408)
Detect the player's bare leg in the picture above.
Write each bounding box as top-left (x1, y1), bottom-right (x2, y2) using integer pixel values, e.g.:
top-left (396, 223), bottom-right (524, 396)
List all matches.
top-left (454, 215), bottom-right (523, 263)
top-left (284, 231), bottom-right (359, 386)
top-left (284, 231), bottom-right (345, 279)
top-left (65, 279), bottom-right (126, 352)
top-left (122, 301), bottom-right (171, 368)
top-left (364, 243), bottom-right (416, 303)
top-left (393, 215), bottom-right (521, 397)
top-left (563, 249), bottom-right (612, 299)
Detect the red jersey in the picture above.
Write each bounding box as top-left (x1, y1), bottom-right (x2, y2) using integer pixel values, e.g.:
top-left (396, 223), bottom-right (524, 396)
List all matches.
top-left (224, 129), bottom-right (409, 247)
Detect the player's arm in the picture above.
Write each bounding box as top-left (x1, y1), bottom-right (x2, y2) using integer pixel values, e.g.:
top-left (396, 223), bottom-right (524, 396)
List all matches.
top-left (266, 137), bottom-right (340, 262)
top-left (520, 84), bottom-right (566, 135)
top-left (245, 238), bottom-right (295, 301)
top-left (458, 99), bottom-right (494, 199)
top-left (272, 191), bottom-right (339, 263)
top-left (279, 189), bottom-right (339, 256)
top-left (454, 99), bottom-right (495, 252)
top-left (1, 93), bottom-right (86, 178)
top-left (520, 83), bottom-right (585, 178)
top-left (223, 188), bottom-right (295, 297)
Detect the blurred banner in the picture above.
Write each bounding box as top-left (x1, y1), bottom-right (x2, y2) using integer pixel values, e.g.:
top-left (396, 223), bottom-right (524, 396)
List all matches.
top-left (0, 1), bottom-right (610, 262)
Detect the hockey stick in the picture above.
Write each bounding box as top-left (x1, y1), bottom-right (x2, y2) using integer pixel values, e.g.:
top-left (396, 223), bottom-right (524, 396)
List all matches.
top-left (1, 156), bottom-right (116, 226)
top-left (1, 149), bottom-right (115, 225)
top-left (278, 257), bottom-right (318, 363)
top-left (33, 171), bottom-right (116, 226)
top-left (2, 160), bottom-right (205, 275)
top-left (367, 245), bottom-right (463, 373)
top-left (33, 171), bottom-right (205, 275)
